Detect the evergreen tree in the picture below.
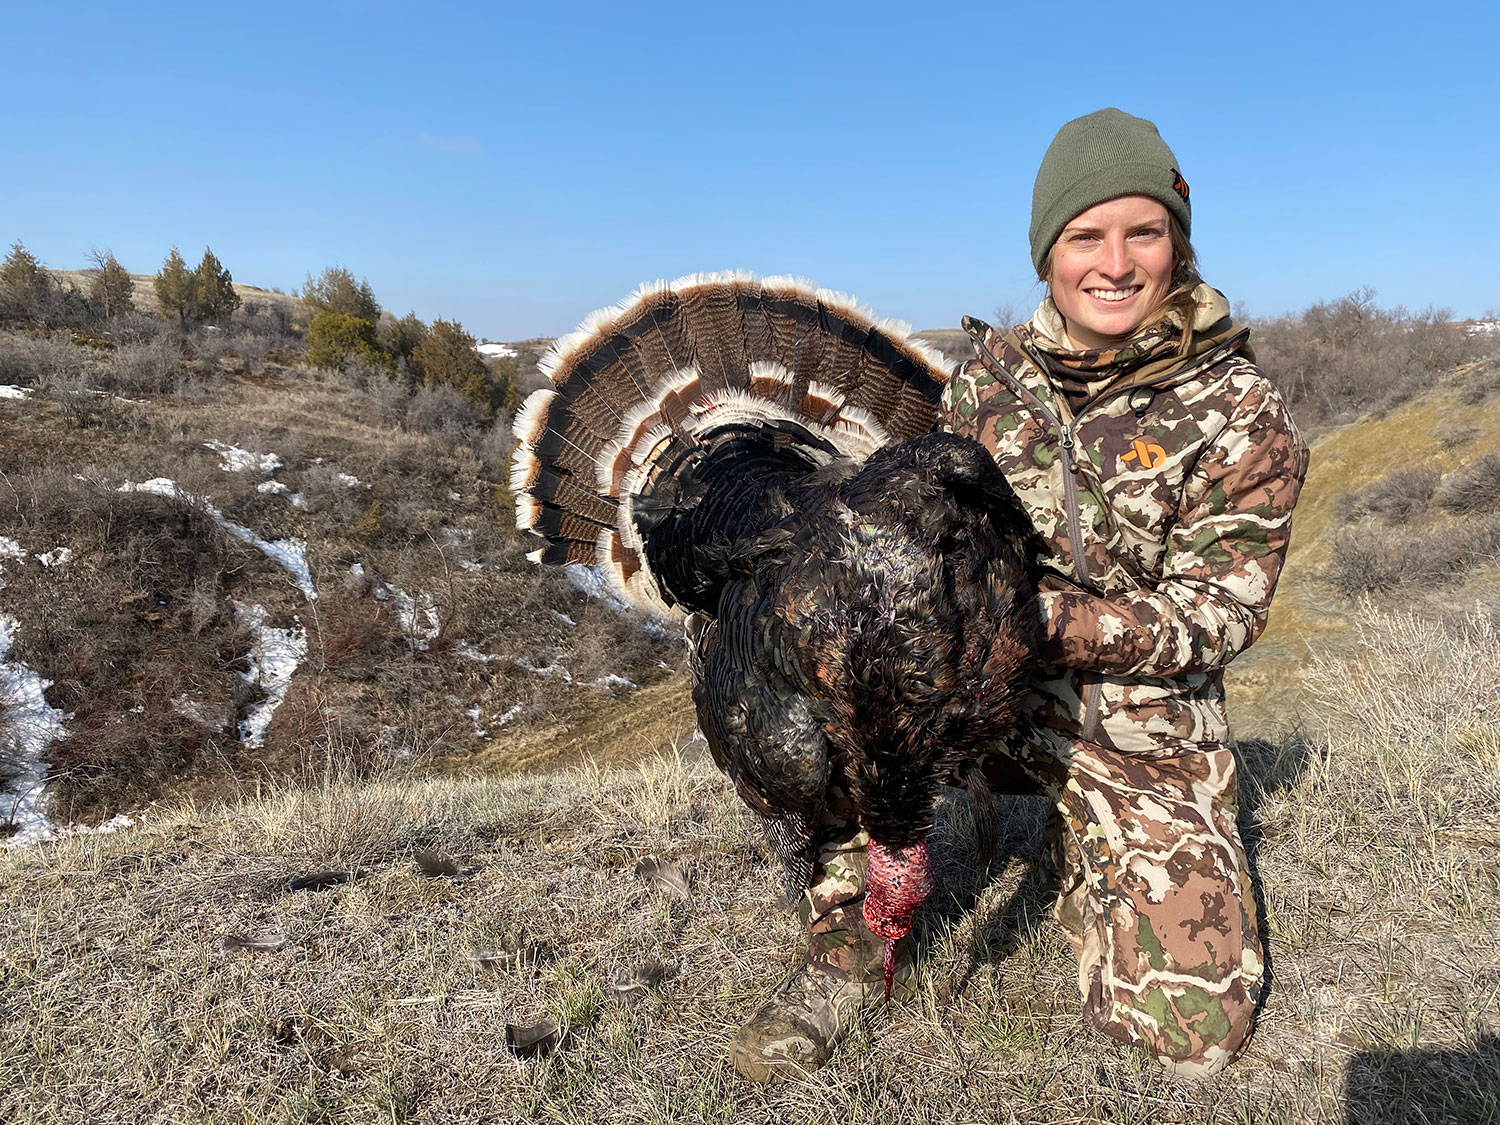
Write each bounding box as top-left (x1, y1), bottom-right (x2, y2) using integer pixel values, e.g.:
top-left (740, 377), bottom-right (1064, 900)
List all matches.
top-left (154, 247), bottom-right (195, 327)
top-left (301, 266), bottom-right (380, 326)
top-left (306, 311), bottom-right (390, 371)
top-left (86, 249), bottom-right (136, 319)
top-left (380, 311), bottom-right (430, 380)
top-left (191, 246), bottom-right (240, 322)
top-left (411, 318), bottom-right (493, 411)
top-left (1, 241), bottom-right (53, 319)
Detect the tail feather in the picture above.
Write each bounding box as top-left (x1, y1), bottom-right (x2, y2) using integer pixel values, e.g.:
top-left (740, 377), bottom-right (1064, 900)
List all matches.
top-left (513, 274), bottom-right (954, 613)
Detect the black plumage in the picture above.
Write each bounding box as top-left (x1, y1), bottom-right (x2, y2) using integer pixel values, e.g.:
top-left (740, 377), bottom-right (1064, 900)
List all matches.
top-left (513, 273), bottom-right (1039, 905)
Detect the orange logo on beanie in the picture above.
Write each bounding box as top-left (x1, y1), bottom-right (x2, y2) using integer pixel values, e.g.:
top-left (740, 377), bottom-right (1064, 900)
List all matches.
top-left (1171, 169), bottom-right (1189, 202)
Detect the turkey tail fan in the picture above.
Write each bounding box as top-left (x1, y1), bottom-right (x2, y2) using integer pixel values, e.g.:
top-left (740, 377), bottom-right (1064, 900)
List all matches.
top-left (512, 272), bottom-right (954, 615)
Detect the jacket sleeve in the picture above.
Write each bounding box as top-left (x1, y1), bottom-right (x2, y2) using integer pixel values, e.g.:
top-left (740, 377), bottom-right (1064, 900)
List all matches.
top-left (1038, 377), bottom-right (1308, 678)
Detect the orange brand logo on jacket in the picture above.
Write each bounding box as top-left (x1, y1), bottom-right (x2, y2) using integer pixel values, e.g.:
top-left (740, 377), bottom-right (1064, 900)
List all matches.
top-left (1121, 438), bottom-right (1167, 470)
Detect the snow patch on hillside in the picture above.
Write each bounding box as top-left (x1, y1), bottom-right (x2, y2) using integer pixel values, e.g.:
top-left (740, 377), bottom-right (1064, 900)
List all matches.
top-left (0, 614), bottom-right (67, 847)
top-left (204, 441), bottom-right (282, 475)
top-left (235, 603), bottom-right (308, 748)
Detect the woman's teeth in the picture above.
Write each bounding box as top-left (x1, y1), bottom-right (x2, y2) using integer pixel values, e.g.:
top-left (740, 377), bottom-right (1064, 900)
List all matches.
top-left (1088, 287), bottom-right (1141, 303)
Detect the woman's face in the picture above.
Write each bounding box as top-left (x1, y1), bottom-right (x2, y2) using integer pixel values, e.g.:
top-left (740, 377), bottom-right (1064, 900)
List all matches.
top-left (1046, 195), bottom-right (1175, 350)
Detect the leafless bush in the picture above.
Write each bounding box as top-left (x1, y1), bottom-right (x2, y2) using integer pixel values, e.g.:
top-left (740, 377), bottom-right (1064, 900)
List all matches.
top-left (1344, 467), bottom-right (1440, 523)
top-left (188, 326), bottom-right (234, 373)
top-left (405, 384), bottom-right (484, 444)
top-left (477, 411), bottom-right (514, 479)
top-left (42, 364), bottom-right (117, 429)
top-left (234, 331), bottom-right (274, 376)
top-left (110, 336), bottom-right (183, 394)
top-left (351, 363), bottom-right (410, 428)
top-left (1324, 521), bottom-right (1500, 597)
top-left (1434, 452), bottom-right (1500, 515)
top-left (0, 332), bottom-right (76, 387)
top-left (568, 601), bottom-right (681, 689)
top-left (1252, 289), bottom-right (1478, 428)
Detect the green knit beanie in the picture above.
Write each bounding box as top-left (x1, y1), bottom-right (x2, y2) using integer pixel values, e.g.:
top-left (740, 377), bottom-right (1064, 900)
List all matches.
top-left (1029, 107), bottom-right (1191, 274)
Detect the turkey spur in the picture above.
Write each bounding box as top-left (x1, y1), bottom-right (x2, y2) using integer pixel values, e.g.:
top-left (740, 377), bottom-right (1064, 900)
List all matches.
top-left (512, 273), bottom-right (1039, 978)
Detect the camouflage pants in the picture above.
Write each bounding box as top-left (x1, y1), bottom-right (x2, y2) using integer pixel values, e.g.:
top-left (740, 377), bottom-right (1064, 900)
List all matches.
top-left (1028, 730), bottom-right (1265, 1078)
top-left (800, 737), bottom-right (1262, 1077)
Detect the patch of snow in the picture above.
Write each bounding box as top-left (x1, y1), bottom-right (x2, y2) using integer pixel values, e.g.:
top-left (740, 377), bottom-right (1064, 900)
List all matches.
top-left (583, 674), bottom-right (636, 691)
top-left (119, 479), bottom-right (316, 600)
top-left (448, 491), bottom-right (462, 502)
top-left (0, 614), bottom-right (68, 848)
top-left (466, 707), bottom-right (487, 739)
top-left (337, 473), bottom-right (361, 488)
top-left (37, 548), bottom-right (72, 568)
top-left (563, 563), bottom-right (631, 613)
top-left (457, 559), bottom-right (484, 571)
top-left (257, 479), bottom-right (308, 508)
top-left (0, 539), bottom-right (24, 561)
top-left (496, 703), bottom-right (524, 727)
top-left (381, 585), bottom-right (439, 648)
top-left (172, 695), bottom-right (228, 732)
top-left (516, 657), bottom-right (573, 682)
top-left (70, 813), bottom-right (136, 836)
top-left (0, 385), bottom-right (31, 400)
top-left (1466, 318), bottom-right (1499, 337)
top-left (204, 441), bottom-right (281, 475)
top-left (234, 603), bottom-right (308, 748)
top-left (476, 342), bottom-right (518, 359)
top-left (454, 642), bottom-right (495, 664)
top-left (550, 610), bottom-right (576, 627)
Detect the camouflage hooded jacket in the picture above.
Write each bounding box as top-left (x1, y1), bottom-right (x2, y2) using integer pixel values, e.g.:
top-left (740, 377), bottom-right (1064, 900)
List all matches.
top-left (943, 298), bottom-right (1309, 757)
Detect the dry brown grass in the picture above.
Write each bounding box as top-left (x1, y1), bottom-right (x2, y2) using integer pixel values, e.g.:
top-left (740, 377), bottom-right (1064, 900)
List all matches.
top-left (3, 598), bottom-right (1496, 1125)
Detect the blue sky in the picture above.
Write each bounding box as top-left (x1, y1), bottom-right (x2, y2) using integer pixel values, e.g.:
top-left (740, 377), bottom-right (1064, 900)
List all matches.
top-left (3, 1), bottom-right (1496, 341)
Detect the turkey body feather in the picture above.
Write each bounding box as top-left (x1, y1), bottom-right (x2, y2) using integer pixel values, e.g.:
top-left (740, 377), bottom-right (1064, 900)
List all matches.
top-left (514, 273), bottom-right (1039, 909)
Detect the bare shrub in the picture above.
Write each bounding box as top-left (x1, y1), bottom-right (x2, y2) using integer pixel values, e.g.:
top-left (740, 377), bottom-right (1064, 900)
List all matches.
top-left (110, 336), bottom-right (183, 394)
top-left (1252, 289), bottom-right (1479, 427)
top-left (188, 326), bottom-right (234, 374)
top-left (1345, 467), bottom-right (1440, 523)
top-left (1324, 522), bottom-right (1500, 597)
top-left (1433, 452), bottom-right (1500, 515)
top-left (351, 362), bottom-right (410, 428)
top-left (234, 331), bottom-right (274, 376)
top-left (477, 410), bottom-right (514, 479)
top-left (405, 383), bottom-right (484, 444)
top-left (42, 364), bottom-right (116, 430)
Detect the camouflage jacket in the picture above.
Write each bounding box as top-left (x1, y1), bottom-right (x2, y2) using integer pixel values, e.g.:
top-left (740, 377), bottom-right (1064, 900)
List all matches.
top-left (943, 317), bottom-right (1308, 756)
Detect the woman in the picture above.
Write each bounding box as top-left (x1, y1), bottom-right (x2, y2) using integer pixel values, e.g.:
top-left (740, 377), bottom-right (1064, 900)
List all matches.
top-left (730, 107), bottom-right (1308, 1082)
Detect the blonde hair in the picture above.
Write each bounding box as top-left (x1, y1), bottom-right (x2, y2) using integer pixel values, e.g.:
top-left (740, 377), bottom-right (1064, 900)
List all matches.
top-left (1038, 213), bottom-right (1203, 355)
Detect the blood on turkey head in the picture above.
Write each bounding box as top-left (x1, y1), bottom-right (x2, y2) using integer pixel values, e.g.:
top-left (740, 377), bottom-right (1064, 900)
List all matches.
top-left (863, 839), bottom-right (936, 1000)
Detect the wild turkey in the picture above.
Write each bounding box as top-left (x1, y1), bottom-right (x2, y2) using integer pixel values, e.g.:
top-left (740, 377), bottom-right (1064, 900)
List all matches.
top-left (512, 273), bottom-right (1039, 992)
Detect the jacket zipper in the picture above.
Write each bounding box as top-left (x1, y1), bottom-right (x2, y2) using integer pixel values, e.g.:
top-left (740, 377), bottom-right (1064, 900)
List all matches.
top-left (967, 331), bottom-right (1106, 740)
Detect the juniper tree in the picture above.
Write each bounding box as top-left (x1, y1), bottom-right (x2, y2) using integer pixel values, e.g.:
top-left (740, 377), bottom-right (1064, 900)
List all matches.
top-left (191, 247), bottom-right (240, 322)
top-left (1, 241), bottom-right (53, 320)
top-left (411, 318), bottom-right (493, 412)
top-left (301, 266), bottom-right (380, 326)
top-left (87, 249), bottom-right (136, 320)
top-left (306, 311), bottom-right (389, 371)
top-left (154, 247), bottom-right (195, 327)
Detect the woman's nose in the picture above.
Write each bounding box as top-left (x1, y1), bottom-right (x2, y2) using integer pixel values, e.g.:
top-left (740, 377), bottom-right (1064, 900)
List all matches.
top-left (1100, 235), bottom-right (1132, 279)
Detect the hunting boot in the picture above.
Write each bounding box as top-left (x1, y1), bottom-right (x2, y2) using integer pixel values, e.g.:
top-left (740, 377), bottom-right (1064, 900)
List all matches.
top-left (729, 827), bottom-right (915, 1083)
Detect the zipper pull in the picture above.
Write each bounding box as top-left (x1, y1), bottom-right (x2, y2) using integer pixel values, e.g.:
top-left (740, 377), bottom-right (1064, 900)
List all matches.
top-left (1060, 431), bottom-right (1080, 473)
